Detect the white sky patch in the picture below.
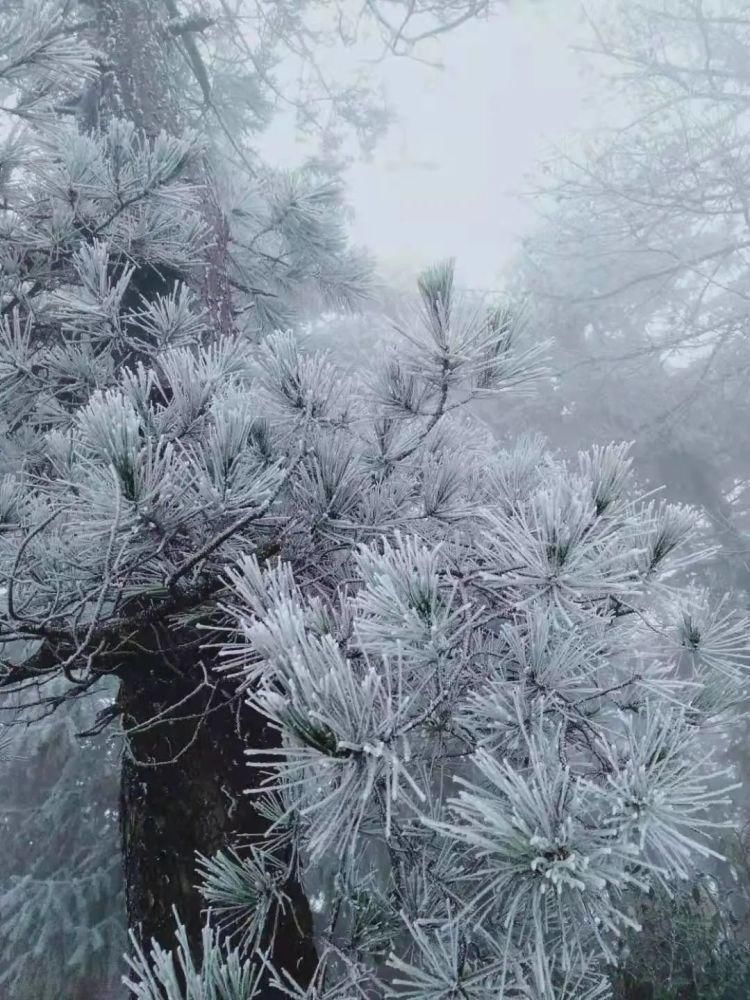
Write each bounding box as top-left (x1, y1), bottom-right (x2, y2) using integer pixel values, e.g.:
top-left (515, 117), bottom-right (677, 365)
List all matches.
top-left (257, 4), bottom-right (593, 292)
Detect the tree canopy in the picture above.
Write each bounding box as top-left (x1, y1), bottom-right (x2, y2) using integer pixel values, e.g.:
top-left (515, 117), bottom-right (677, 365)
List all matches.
top-left (0, 2), bottom-right (748, 999)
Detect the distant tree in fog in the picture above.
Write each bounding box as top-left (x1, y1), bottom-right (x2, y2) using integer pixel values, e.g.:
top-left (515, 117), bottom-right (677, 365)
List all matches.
top-left (510, 0), bottom-right (750, 596)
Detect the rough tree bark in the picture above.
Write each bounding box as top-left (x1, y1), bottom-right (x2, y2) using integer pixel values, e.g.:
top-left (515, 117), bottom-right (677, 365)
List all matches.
top-left (117, 629), bottom-right (317, 985)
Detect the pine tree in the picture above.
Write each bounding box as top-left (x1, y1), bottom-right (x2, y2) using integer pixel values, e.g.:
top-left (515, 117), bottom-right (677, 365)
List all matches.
top-left (1, 3), bottom-right (748, 998)
top-left (0, 0), bottom-right (513, 992)
top-left (122, 331), bottom-right (750, 997)
top-left (0, 677), bottom-right (124, 999)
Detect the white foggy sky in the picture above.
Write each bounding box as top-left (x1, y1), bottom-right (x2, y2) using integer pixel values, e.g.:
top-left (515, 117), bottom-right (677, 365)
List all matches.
top-left (259, 4), bottom-right (592, 292)
top-left (346, 5), bottom-right (590, 291)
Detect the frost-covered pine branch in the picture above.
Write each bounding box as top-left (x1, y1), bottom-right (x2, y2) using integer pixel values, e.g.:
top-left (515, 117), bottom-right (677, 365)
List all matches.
top-left (197, 430), bottom-right (750, 998)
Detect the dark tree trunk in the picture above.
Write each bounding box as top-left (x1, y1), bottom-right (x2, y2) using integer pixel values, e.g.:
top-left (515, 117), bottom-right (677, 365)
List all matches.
top-left (85, 1), bottom-right (316, 983)
top-left (95, 0), bottom-right (181, 138)
top-left (117, 639), bottom-right (317, 988)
